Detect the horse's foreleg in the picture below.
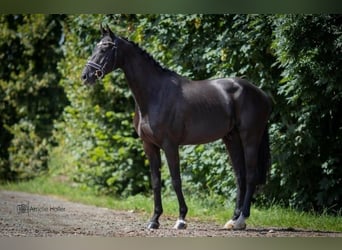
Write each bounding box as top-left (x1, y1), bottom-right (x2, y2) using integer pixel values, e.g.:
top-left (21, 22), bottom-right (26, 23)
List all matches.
top-left (163, 142), bottom-right (188, 229)
top-left (144, 142), bottom-right (163, 229)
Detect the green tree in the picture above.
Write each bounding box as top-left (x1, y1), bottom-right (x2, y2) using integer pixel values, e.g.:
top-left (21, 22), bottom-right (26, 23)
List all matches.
top-left (0, 14), bottom-right (68, 180)
top-left (267, 14), bottom-right (341, 212)
top-left (53, 14), bottom-right (149, 196)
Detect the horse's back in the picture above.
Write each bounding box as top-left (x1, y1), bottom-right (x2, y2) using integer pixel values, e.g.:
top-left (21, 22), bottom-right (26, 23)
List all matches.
top-left (188, 76), bottom-right (271, 132)
top-left (185, 77), bottom-right (271, 114)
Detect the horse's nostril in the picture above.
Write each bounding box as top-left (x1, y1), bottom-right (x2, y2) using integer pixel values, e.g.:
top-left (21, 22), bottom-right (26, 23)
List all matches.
top-left (81, 73), bottom-right (87, 81)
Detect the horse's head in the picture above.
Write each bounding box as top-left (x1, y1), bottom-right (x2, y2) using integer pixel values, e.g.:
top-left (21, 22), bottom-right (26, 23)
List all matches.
top-left (81, 24), bottom-right (118, 84)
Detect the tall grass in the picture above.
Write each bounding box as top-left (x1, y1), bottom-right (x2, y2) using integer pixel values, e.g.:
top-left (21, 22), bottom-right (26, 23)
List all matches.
top-left (1, 176), bottom-right (341, 232)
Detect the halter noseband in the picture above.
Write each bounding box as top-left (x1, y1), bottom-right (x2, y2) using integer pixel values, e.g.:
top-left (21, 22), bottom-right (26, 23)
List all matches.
top-left (86, 39), bottom-right (118, 79)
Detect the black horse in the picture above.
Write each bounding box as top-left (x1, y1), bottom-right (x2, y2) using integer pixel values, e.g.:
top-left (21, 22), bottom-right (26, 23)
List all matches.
top-left (81, 25), bottom-right (272, 230)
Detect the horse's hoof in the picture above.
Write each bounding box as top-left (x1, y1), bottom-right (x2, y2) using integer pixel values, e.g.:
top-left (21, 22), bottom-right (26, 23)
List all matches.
top-left (223, 219), bottom-right (236, 230)
top-left (234, 214), bottom-right (247, 230)
top-left (223, 219), bottom-right (246, 230)
top-left (233, 222), bottom-right (246, 230)
top-left (147, 221), bottom-right (160, 229)
top-left (173, 219), bottom-right (187, 229)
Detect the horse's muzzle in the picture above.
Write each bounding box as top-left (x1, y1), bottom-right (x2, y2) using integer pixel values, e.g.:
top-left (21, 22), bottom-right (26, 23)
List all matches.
top-left (81, 71), bottom-right (96, 85)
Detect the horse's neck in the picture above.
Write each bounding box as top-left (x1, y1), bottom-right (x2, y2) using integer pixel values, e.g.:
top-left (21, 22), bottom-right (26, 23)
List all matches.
top-left (119, 42), bottom-right (168, 114)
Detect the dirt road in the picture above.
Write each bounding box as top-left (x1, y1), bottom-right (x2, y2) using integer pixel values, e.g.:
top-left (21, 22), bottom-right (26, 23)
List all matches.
top-left (0, 190), bottom-right (340, 237)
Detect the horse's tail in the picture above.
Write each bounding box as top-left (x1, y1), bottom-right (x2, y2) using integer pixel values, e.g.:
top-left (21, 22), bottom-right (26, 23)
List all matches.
top-left (257, 125), bottom-right (271, 185)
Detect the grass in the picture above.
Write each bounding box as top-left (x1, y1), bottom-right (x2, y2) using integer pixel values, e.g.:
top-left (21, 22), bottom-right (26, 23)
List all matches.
top-left (1, 175), bottom-right (341, 232)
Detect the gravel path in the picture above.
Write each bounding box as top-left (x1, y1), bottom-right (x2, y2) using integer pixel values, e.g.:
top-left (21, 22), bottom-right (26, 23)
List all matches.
top-left (0, 190), bottom-right (341, 237)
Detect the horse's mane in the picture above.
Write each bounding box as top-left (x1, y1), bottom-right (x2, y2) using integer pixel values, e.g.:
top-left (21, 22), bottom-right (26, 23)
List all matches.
top-left (121, 37), bottom-right (178, 76)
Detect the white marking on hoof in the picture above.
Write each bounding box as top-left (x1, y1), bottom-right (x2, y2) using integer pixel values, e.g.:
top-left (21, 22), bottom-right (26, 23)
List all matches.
top-left (223, 219), bottom-right (236, 229)
top-left (173, 219), bottom-right (187, 229)
top-left (147, 221), bottom-right (160, 229)
top-left (223, 214), bottom-right (247, 230)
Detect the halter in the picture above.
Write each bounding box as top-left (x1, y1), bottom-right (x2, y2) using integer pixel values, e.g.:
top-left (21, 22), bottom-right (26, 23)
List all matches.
top-left (86, 39), bottom-right (118, 79)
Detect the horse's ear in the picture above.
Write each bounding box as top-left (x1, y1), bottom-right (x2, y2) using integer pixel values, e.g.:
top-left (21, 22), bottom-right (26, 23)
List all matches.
top-left (105, 24), bottom-right (115, 38)
top-left (100, 23), bottom-right (106, 36)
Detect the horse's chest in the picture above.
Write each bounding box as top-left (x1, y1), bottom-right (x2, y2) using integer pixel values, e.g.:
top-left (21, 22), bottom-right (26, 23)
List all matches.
top-left (136, 113), bottom-right (163, 145)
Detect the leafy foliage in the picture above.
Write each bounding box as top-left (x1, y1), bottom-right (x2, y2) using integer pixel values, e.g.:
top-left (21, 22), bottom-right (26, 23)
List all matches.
top-left (53, 15), bottom-right (149, 196)
top-left (0, 14), bottom-right (340, 213)
top-left (267, 15), bottom-right (342, 212)
top-left (0, 14), bottom-right (67, 180)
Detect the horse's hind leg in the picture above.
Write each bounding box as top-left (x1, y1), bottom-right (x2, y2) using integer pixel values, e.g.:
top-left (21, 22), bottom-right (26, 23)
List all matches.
top-left (234, 130), bottom-right (264, 229)
top-left (222, 130), bottom-right (247, 229)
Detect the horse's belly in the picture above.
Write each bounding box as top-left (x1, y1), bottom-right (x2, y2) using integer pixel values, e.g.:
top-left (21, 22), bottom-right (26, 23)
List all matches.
top-left (180, 117), bottom-right (232, 145)
top-left (181, 133), bottom-right (226, 145)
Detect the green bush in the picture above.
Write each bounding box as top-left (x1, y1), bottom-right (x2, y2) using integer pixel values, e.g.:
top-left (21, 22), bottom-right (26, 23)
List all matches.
top-left (7, 120), bottom-right (49, 179)
top-left (0, 14), bottom-right (67, 180)
top-left (53, 15), bottom-right (149, 196)
top-left (265, 15), bottom-right (342, 212)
